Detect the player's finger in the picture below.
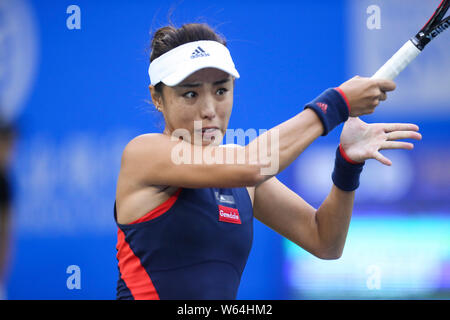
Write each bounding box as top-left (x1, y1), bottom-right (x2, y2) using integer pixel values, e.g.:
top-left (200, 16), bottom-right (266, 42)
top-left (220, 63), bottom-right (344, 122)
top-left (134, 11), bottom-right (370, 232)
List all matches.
top-left (373, 151), bottom-right (392, 166)
top-left (383, 123), bottom-right (419, 133)
top-left (379, 141), bottom-right (414, 150)
top-left (386, 131), bottom-right (422, 141)
top-left (379, 91), bottom-right (387, 101)
top-left (375, 79), bottom-right (396, 92)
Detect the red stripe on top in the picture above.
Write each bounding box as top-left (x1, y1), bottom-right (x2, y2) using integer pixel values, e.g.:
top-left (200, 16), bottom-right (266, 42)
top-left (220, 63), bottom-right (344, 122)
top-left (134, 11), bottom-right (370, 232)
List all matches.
top-left (116, 228), bottom-right (160, 300)
top-left (130, 188), bottom-right (182, 224)
top-left (421, 0), bottom-right (445, 30)
top-left (339, 144), bottom-right (363, 165)
top-left (334, 87), bottom-right (351, 113)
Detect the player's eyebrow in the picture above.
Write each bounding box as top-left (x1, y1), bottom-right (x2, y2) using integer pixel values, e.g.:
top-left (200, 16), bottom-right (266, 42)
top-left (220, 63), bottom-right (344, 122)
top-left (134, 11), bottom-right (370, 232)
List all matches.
top-left (177, 78), bottom-right (230, 88)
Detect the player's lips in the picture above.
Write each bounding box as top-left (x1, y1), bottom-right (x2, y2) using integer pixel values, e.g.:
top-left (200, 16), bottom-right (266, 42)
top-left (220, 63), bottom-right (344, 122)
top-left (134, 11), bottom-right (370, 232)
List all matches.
top-left (195, 126), bottom-right (219, 132)
top-left (201, 126), bottom-right (219, 133)
top-left (196, 127), bottom-right (220, 139)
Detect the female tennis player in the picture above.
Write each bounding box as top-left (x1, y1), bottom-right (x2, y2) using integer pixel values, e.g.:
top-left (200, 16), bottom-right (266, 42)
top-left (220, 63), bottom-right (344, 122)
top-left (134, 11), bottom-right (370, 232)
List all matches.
top-left (114, 23), bottom-right (422, 300)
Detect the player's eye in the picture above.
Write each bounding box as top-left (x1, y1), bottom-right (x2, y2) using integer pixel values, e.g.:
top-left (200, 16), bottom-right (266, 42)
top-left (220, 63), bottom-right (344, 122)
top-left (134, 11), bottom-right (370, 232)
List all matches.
top-left (182, 91), bottom-right (197, 99)
top-left (216, 88), bottom-right (228, 95)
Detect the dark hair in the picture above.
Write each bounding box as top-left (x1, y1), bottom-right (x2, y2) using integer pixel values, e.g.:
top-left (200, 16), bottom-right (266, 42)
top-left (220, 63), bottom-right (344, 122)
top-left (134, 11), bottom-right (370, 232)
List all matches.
top-left (150, 23), bottom-right (227, 95)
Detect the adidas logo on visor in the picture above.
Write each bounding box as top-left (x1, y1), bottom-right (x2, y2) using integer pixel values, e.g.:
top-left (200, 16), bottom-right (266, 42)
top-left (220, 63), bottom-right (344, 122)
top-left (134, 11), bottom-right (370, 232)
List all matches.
top-left (190, 46), bottom-right (210, 59)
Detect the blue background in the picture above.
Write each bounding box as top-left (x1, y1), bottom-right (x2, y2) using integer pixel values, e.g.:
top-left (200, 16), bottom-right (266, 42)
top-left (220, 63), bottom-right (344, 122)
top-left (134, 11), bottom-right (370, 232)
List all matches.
top-left (2, 0), bottom-right (449, 299)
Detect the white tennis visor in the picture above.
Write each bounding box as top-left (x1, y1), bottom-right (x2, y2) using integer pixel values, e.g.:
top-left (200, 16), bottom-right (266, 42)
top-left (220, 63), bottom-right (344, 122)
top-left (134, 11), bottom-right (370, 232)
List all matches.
top-left (148, 40), bottom-right (240, 86)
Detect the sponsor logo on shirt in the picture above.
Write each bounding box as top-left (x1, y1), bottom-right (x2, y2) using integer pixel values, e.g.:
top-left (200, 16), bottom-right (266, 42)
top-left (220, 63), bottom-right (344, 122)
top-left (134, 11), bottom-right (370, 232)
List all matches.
top-left (218, 205), bottom-right (241, 224)
top-left (214, 191), bottom-right (236, 205)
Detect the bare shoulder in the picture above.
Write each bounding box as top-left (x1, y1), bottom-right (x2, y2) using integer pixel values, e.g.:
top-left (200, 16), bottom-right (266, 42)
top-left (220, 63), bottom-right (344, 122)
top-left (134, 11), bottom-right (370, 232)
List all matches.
top-left (123, 132), bottom-right (166, 155)
top-left (115, 133), bottom-right (177, 225)
top-left (120, 133), bottom-right (170, 184)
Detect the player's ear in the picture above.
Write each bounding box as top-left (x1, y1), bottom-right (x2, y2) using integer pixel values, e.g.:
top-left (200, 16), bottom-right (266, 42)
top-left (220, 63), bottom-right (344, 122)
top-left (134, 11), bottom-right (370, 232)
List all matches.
top-left (149, 85), bottom-right (164, 112)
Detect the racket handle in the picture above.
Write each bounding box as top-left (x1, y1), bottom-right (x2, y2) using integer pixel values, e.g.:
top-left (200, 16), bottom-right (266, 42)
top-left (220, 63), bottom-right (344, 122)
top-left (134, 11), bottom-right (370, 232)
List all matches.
top-left (371, 40), bottom-right (421, 80)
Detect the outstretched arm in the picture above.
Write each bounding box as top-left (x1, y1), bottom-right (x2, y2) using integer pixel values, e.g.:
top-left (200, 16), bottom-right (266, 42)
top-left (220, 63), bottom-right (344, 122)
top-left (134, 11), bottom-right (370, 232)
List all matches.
top-left (254, 118), bottom-right (421, 260)
top-left (124, 78), bottom-right (392, 189)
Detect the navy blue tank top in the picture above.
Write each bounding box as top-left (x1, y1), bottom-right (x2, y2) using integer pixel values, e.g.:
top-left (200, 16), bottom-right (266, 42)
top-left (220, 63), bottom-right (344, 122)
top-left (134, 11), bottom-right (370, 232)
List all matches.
top-left (114, 186), bottom-right (253, 300)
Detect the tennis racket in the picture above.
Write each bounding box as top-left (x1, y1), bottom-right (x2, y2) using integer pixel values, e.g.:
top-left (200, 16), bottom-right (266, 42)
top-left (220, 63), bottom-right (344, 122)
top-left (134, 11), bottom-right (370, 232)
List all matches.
top-left (372, 0), bottom-right (450, 80)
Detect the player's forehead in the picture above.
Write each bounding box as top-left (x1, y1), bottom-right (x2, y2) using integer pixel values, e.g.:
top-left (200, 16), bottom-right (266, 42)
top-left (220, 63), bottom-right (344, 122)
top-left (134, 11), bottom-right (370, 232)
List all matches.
top-left (177, 68), bottom-right (231, 87)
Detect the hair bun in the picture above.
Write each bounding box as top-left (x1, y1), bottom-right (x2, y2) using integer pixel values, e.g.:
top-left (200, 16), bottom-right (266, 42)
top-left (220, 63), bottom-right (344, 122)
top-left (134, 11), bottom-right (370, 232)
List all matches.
top-left (149, 23), bottom-right (226, 63)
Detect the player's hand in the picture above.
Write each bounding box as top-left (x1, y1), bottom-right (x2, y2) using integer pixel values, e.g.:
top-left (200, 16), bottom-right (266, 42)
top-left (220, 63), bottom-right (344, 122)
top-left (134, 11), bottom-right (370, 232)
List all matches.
top-left (339, 117), bottom-right (422, 166)
top-left (338, 76), bottom-right (396, 117)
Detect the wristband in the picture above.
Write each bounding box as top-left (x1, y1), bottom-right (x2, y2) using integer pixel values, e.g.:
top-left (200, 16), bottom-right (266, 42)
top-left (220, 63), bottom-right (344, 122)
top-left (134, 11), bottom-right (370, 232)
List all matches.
top-left (332, 145), bottom-right (365, 191)
top-left (304, 88), bottom-right (350, 136)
